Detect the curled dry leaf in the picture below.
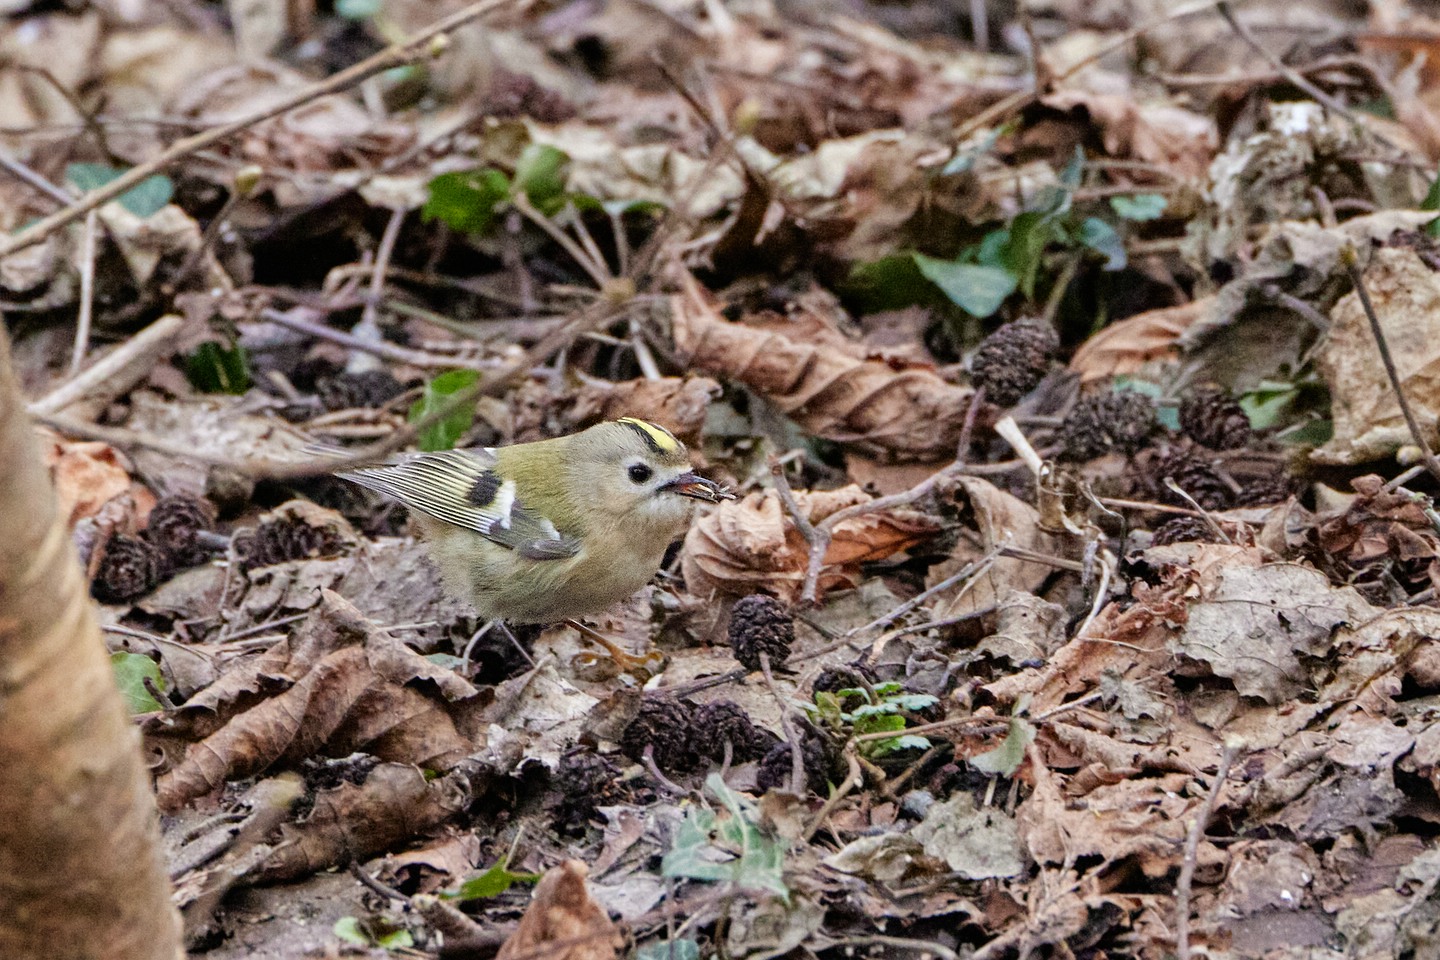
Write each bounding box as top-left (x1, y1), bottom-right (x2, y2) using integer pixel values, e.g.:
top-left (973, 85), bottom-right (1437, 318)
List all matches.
top-left (924, 477), bottom-right (1067, 621)
top-left (673, 274), bottom-right (972, 462)
top-left (681, 485), bottom-right (939, 605)
top-left (250, 764), bottom-right (472, 885)
top-left (153, 591), bottom-right (477, 811)
top-left (1068, 298), bottom-right (1208, 383)
top-left (39, 431), bottom-right (149, 527)
top-left (497, 860), bottom-right (622, 960)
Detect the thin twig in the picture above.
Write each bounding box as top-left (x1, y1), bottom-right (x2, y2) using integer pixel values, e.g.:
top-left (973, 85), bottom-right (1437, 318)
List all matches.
top-left (356, 206), bottom-right (407, 348)
top-left (853, 542), bottom-right (1007, 637)
top-left (950, 0), bottom-right (1227, 144)
top-left (804, 745), bottom-right (862, 841)
top-left (511, 192), bottom-right (612, 289)
top-left (1176, 741), bottom-right (1241, 960)
top-left (0, 0), bottom-right (521, 258)
top-left (168, 165), bottom-right (260, 294)
top-left (260, 307), bottom-right (496, 370)
top-left (69, 209), bottom-right (100, 376)
top-left (759, 653), bottom-right (807, 796)
top-left (1341, 245), bottom-right (1440, 485)
top-left (1216, 2), bottom-right (1404, 153)
top-left (31, 313), bottom-right (184, 415)
top-left (0, 143), bottom-right (73, 205)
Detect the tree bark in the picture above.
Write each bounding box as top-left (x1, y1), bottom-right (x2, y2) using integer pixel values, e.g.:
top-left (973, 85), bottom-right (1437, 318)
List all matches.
top-left (0, 322), bottom-right (183, 960)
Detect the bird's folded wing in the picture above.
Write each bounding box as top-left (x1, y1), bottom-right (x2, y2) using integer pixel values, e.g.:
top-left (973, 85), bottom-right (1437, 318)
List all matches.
top-left (339, 448), bottom-right (581, 560)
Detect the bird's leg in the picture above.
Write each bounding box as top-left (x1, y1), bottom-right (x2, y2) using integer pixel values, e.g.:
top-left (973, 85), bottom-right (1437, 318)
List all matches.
top-left (564, 618), bottom-right (666, 680)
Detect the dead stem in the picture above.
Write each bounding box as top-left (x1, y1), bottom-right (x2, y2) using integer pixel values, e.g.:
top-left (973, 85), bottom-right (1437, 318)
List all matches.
top-left (0, 0), bottom-right (524, 258)
top-left (1176, 741), bottom-right (1241, 960)
top-left (1340, 245), bottom-right (1440, 486)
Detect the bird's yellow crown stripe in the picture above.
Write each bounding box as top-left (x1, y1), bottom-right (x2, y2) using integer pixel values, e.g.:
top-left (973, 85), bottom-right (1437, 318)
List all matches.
top-left (617, 417), bottom-right (681, 453)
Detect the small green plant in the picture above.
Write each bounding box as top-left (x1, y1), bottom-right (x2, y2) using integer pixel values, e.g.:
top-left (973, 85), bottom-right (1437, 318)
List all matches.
top-left (183, 339), bottom-right (251, 395)
top-left (807, 681), bottom-right (937, 758)
top-left (662, 773), bottom-right (788, 899)
top-left (66, 162), bottom-right (174, 217)
top-left (423, 143), bottom-right (573, 236)
top-left (407, 368), bottom-right (480, 451)
top-left (916, 150), bottom-right (1147, 316)
top-left (333, 915), bottom-right (413, 951)
top-left (444, 856), bottom-right (542, 902)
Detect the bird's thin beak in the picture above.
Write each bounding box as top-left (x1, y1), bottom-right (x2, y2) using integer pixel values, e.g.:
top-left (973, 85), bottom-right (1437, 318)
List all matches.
top-left (664, 472), bottom-right (735, 503)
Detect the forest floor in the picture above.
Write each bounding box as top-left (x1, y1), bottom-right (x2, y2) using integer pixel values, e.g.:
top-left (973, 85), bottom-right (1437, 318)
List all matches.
top-left (7, 0), bottom-right (1440, 957)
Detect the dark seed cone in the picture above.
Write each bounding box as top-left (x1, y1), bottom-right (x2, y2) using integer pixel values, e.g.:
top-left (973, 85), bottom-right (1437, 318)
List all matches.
top-left (1061, 389), bottom-right (1157, 461)
top-left (693, 701), bottom-right (781, 764)
top-left (143, 494), bottom-right (217, 567)
top-left (810, 663), bottom-right (877, 698)
top-left (970, 318), bottom-right (1060, 407)
top-left (553, 748), bottom-right (627, 831)
top-left (620, 697), bottom-right (700, 773)
top-left (1150, 515), bottom-right (1220, 546)
top-left (1145, 446), bottom-right (1232, 510)
top-left (92, 534), bottom-right (172, 603)
top-left (728, 594), bottom-right (794, 672)
top-left (233, 515), bottom-right (348, 572)
top-left (1234, 473), bottom-right (1294, 506)
top-left (756, 733), bottom-right (831, 795)
top-left (316, 370), bottom-right (405, 412)
top-left (1179, 388), bottom-right (1253, 451)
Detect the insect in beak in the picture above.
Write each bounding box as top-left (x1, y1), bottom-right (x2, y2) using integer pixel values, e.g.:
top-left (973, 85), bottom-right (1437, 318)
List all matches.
top-left (662, 473), bottom-right (735, 503)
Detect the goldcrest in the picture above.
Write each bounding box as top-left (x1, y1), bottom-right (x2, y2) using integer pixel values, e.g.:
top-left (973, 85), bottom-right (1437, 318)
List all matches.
top-left (339, 418), bottom-right (732, 624)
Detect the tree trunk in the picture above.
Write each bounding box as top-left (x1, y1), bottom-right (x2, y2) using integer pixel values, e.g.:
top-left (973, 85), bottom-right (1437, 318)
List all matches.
top-left (0, 322), bottom-right (183, 960)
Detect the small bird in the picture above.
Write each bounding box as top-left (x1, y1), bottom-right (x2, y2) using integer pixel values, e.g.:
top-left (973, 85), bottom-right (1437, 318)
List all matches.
top-left (338, 418), bottom-right (732, 627)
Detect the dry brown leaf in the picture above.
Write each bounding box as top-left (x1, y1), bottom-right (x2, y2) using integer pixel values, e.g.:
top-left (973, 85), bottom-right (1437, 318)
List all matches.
top-left (497, 860), bottom-right (622, 960)
top-left (673, 275), bottom-right (972, 462)
top-left (569, 375), bottom-right (722, 445)
top-left (1068, 298), bottom-right (1208, 383)
top-left (39, 431), bottom-right (151, 527)
top-left (250, 764), bottom-right (472, 885)
top-left (1041, 90), bottom-right (1217, 180)
top-left (1314, 245), bottom-right (1440, 464)
top-left (681, 485), bottom-right (939, 605)
top-left (925, 477), bottom-right (1066, 621)
top-left (153, 591), bottom-right (477, 811)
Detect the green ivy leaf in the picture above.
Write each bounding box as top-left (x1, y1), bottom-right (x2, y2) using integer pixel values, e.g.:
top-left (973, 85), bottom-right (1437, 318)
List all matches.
top-left (111, 652), bottom-right (165, 714)
top-left (999, 211), bottom-right (1062, 299)
top-left (408, 369), bottom-right (480, 451)
top-left (448, 859), bottom-right (542, 902)
top-left (184, 341), bottom-right (251, 394)
top-left (913, 254), bottom-right (1017, 318)
top-left (335, 0), bottom-right (383, 18)
top-left (66, 163), bottom-right (174, 217)
top-left (513, 144), bottom-right (570, 214)
top-left (635, 939), bottom-right (701, 960)
top-left (941, 124), bottom-right (1007, 175)
top-left (662, 774), bottom-right (788, 899)
top-left (969, 716), bottom-right (1036, 777)
top-left (332, 917), bottom-right (413, 950)
top-left (423, 169), bottom-right (511, 235)
top-left (1077, 217), bottom-right (1126, 271)
top-left (1109, 193), bottom-right (1168, 221)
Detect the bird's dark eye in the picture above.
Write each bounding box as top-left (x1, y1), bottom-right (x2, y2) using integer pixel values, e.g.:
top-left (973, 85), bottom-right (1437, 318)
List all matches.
top-left (628, 463), bottom-right (653, 484)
